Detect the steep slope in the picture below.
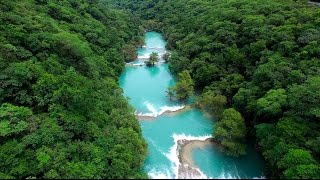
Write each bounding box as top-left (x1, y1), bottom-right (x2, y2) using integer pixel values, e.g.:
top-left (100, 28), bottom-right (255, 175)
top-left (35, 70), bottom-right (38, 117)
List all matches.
top-left (0, 0), bottom-right (146, 178)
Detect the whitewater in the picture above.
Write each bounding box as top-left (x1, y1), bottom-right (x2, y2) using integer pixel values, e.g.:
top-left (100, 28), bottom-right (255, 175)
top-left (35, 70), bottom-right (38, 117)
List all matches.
top-left (119, 31), bottom-right (265, 179)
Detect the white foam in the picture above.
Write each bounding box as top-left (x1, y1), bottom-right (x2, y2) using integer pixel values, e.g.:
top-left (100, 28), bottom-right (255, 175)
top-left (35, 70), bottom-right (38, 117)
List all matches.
top-left (137, 54), bottom-right (151, 59)
top-left (135, 102), bottom-right (185, 118)
top-left (217, 172), bottom-right (265, 179)
top-left (166, 133), bottom-right (212, 179)
top-left (147, 132), bottom-right (265, 179)
top-left (137, 52), bottom-right (165, 60)
top-left (148, 168), bottom-right (173, 179)
top-left (126, 62), bottom-right (144, 66)
top-left (252, 176), bottom-right (266, 179)
top-left (217, 171), bottom-right (237, 179)
top-left (147, 47), bottom-right (165, 50)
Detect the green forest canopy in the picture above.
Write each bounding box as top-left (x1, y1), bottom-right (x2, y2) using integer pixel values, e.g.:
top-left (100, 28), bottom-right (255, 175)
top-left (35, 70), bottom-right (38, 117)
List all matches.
top-left (111, 0), bottom-right (320, 179)
top-left (0, 0), bottom-right (147, 179)
top-left (1, 0), bottom-right (320, 179)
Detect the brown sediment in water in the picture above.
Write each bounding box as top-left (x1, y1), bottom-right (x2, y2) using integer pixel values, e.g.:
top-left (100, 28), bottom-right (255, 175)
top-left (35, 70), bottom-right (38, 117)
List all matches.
top-left (165, 105), bottom-right (192, 116)
top-left (136, 105), bottom-right (192, 121)
top-left (177, 138), bottom-right (216, 179)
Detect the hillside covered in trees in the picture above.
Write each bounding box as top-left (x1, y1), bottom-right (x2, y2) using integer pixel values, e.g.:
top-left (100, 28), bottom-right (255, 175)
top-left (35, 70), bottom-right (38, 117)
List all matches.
top-left (0, 0), bottom-right (147, 179)
top-left (112, 0), bottom-right (320, 178)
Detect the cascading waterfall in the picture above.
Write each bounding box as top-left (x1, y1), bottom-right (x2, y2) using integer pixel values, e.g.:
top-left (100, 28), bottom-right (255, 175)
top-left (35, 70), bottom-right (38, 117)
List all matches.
top-left (119, 31), bottom-right (265, 179)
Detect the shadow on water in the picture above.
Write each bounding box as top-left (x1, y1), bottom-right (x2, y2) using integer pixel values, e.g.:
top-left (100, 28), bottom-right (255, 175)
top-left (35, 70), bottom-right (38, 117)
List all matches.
top-left (146, 65), bottom-right (160, 77)
top-left (192, 143), bottom-right (265, 178)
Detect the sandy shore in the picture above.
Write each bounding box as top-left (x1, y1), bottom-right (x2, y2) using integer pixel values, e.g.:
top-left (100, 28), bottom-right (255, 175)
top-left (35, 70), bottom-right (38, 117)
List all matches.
top-left (136, 105), bottom-right (192, 121)
top-left (177, 138), bottom-right (216, 178)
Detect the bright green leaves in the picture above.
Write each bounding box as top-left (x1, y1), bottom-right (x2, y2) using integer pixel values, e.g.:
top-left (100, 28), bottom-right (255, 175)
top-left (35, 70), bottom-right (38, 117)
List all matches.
top-left (0, 121), bottom-right (28, 137)
top-left (288, 76), bottom-right (320, 118)
top-left (278, 149), bottom-right (316, 169)
top-left (283, 164), bottom-right (320, 179)
top-left (256, 117), bottom-right (317, 176)
top-left (0, 103), bottom-right (32, 137)
top-left (278, 149), bottom-right (320, 179)
top-left (0, 121), bottom-right (12, 137)
top-left (36, 148), bottom-right (52, 169)
top-left (256, 88), bottom-right (287, 117)
top-left (107, 128), bottom-right (147, 179)
top-left (213, 108), bottom-right (247, 157)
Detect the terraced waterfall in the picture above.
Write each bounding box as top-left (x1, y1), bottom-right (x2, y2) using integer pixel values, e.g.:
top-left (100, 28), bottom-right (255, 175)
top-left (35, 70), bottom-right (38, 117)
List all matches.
top-left (119, 31), bottom-right (265, 179)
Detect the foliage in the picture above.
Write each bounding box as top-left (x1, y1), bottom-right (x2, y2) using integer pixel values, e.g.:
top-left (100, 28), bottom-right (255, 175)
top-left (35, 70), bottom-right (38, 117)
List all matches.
top-left (0, 0), bottom-right (147, 178)
top-left (277, 149), bottom-right (320, 179)
top-left (162, 52), bottom-right (171, 63)
top-left (113, 0), bottom-right (320, 178)
top-left (199, 91), bottom-right (226, 119)
top-left (145, 52), bottom-right (159, 66)
top-left (168, 70), bottom-right (194, 101)
top-left (213, 108), bottom-right (247, 157)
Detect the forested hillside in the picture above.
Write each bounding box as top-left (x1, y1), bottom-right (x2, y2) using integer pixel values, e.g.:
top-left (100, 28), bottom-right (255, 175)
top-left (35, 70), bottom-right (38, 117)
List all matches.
top-left (112, 0), bottom-right (320, 178)
top-left (0, 0), bottom-right (147, 178)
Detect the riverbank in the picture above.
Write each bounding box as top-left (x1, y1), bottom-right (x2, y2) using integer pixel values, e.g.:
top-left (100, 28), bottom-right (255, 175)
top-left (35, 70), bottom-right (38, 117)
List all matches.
top-left (177, 138), bottom-right (215, 178)
top-left (136, 105), bottom-right (192, 120)
top-left (120, 31), bottom-right (265, 179)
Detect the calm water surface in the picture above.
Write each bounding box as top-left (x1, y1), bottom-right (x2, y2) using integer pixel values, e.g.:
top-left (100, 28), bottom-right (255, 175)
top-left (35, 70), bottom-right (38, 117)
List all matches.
top-left (119, 32), bottom-right (264, 179)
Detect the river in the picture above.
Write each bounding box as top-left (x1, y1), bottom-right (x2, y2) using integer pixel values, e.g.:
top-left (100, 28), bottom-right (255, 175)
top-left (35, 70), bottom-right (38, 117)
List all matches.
top-left (119, 31), bottom-right (265, 179)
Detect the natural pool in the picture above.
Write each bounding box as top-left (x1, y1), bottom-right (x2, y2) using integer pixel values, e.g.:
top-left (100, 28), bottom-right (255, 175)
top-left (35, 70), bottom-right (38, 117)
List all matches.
top-left (119, 31), bottom-right (265, 179)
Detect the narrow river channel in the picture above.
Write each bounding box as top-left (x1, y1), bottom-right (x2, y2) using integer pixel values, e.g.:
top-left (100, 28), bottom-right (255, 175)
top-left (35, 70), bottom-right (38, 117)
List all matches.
top-left (119, 31), bottom-right (265, 179)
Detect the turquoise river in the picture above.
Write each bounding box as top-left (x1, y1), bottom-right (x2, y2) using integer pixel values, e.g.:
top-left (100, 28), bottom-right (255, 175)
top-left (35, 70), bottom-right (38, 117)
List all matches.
top-left (119, 31), bottom-right (265, 179)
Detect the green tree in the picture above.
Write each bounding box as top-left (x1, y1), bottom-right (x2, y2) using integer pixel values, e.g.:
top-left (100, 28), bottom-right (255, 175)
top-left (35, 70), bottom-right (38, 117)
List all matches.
top-left (0, 0), bottom-right (147, 178)
top-left (169, 70), bottom-right (194, 101)
top-left (278, 149), bottom-right (320, 179)
top-left (213, 108), bottom-right (247, 157)
top-left (256, 88), bottom-right (287, 118)
top-left (288, 76), bottom-right (320, 118)
top-left (162, 52), bottom-right (171, 63)
top-left (146, 52), bottom-right (159, 66)
top-left (166, 86), bottom-right (175, 101)
top-left (199, 91), bottom-right (227, 119)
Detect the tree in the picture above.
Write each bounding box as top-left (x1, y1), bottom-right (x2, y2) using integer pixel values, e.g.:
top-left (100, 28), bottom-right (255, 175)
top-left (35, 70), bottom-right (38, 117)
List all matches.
top-left (256, 88), bottom-right (287, 118)
top-left (169, 70), bottom-right (194, 101)
top-left (146, 52), bottom-right (159, 66)
top-left (162, 52), bottom-right (171, 63)
top-left (278, 149), bottom-right (320, 179)
top-left (213, 108), bottom-right (247, 157)
top-left (166, 86), bottom-right (175, 101)
top-left (288, 76), bottom-right (320, 118)
top-left (199, 91), bottom-right (227, 119)
top-left (0, 0), bottom-right (147, 178)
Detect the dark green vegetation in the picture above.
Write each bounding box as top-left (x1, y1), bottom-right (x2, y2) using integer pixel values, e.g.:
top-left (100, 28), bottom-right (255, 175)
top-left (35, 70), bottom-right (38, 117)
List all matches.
top-left (162, 52), bottom-right (170, 63)
top-left (112, 0), bottom-right (320, 178)
top-left (213, 108), bottom-right (246, 157)
top-left (167, 70), bottom-right (194, 101)
top-left (0, 0), bottom-right (147, 179)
